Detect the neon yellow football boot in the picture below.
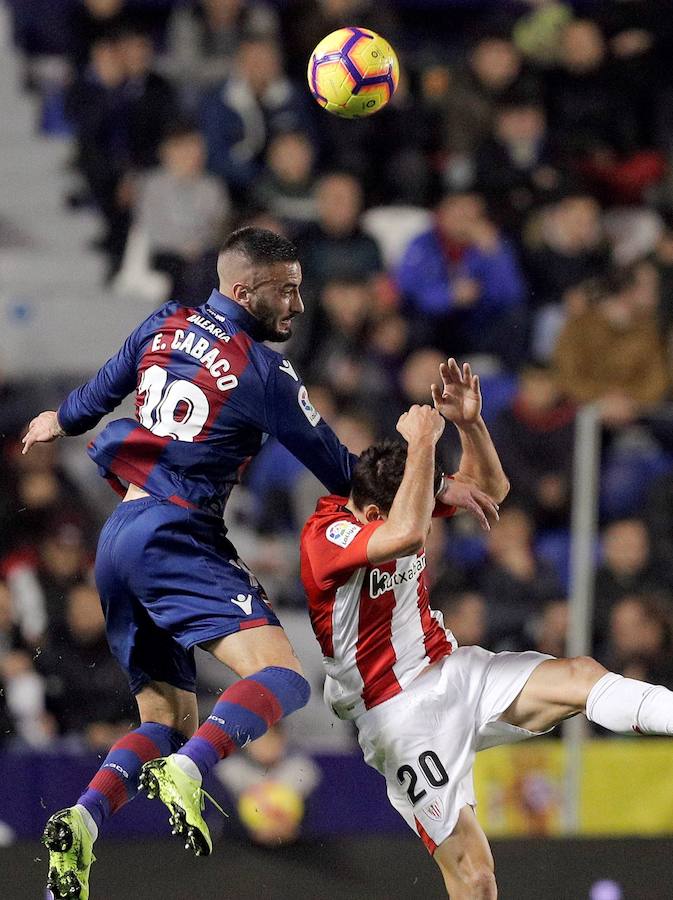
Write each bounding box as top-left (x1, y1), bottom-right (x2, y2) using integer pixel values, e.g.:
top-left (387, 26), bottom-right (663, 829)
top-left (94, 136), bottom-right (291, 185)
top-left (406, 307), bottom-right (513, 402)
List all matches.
top-left (139, 756), bottom-right (212, 856)
top-left (43, 807), bottom-right (95, 899)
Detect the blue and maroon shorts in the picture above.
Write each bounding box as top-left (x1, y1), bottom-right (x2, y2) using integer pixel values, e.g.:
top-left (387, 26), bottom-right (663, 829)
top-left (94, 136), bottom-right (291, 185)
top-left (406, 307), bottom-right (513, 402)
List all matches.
top-left (94, 497), bottom-right (280, 694)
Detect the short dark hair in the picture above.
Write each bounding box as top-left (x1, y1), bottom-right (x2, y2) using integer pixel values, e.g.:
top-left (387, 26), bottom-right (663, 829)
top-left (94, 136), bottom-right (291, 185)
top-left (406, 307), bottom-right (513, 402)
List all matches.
top-left (351, 440), bottom-right (443, 513)
top-left (219, 227), bottom-right (298, 266)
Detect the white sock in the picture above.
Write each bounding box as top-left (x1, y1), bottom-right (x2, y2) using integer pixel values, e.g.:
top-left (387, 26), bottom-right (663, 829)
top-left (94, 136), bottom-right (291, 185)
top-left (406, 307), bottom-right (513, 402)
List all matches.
top-left (171, 753), bottom-right (202, 784)
top-left (586, 672), bottom-right (673, 735)
top-left (74, 804), bottom-right (99, 842)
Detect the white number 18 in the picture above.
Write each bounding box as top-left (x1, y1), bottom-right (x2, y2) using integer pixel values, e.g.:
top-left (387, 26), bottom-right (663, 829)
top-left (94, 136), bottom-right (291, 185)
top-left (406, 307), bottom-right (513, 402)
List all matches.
top-left (137, 364), bottom-right (209, 442)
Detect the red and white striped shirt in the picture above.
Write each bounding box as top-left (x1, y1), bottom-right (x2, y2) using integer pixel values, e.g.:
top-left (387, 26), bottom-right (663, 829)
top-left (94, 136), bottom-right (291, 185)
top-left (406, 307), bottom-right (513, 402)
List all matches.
top-left (300, 495), bottom-right (456, 719)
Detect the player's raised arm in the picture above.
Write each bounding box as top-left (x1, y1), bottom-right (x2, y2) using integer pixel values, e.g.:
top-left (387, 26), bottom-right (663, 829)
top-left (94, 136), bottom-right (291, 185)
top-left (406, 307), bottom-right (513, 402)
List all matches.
top-left (364, 405), bottom-right (445, 565)
top-left (22, 310), bottom-right (157, 454)
top-left (264, 359), bottom-right (358, 496)
top-left (432, 358), bottom-right (510, 505)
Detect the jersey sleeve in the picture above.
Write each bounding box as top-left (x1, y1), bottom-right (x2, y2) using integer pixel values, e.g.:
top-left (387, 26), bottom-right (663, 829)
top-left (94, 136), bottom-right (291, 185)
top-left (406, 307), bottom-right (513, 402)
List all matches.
top-left (307, 517), bottom-right (384, 589)
top-left (57, 308), bottom-right (160, 436)
top-left (263, 359), bottom-right (358, 496)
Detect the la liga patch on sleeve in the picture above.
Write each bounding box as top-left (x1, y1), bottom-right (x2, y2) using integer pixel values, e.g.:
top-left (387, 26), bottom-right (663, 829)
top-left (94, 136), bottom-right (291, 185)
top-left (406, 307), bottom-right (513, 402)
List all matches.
top-left (326, 520), bottom-right (362, 548)
top-left (298, 385), bottom-right (320, 426)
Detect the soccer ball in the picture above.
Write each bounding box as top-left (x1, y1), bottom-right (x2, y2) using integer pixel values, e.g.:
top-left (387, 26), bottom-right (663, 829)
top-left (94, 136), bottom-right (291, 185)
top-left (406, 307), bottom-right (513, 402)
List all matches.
top-left (307, 27), bottom-right (400, 118)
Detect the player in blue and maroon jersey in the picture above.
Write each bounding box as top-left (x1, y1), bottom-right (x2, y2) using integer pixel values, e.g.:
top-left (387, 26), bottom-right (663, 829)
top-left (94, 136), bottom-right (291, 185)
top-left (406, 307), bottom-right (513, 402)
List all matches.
top-left (22, 227), bottom-right (361, 898)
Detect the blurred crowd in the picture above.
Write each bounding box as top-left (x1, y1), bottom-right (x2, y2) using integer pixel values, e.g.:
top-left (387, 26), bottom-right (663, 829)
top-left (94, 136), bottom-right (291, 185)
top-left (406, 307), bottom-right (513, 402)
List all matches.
top-left (3, 0), bottom-right (673, 751)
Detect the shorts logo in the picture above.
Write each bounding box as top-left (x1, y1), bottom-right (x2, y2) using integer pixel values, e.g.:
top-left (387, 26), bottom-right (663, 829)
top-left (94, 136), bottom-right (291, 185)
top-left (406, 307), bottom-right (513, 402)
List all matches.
top-left (298, 385), bottom-right (321, 427)
top-left (231, 593), bottom-right (253, 615)
top-left (422, 798), bottom-right (444, 822)
top-left (326, 520), bottom-right (361, 548)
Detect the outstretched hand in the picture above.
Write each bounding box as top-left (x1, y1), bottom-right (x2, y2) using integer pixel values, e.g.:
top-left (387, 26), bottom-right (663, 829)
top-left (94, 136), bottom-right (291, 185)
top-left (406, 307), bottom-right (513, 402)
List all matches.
top-left (431, 358), bottom-right (482, 427)
top-left (437, 479), bottom-right (499, 532)
top-left (21, 411), bottom-right (64, 455)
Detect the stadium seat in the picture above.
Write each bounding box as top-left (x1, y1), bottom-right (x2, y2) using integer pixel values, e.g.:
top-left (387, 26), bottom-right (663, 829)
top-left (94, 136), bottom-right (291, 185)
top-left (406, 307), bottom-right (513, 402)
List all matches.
top-left (112, 226), bottom-right (171, 305)
top-left (361, 205), bottom-right (432, 269)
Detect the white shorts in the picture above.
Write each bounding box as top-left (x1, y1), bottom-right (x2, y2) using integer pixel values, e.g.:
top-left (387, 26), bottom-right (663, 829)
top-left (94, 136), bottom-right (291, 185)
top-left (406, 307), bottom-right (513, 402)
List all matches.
top-left (354, 646), bottom-right (552, 853)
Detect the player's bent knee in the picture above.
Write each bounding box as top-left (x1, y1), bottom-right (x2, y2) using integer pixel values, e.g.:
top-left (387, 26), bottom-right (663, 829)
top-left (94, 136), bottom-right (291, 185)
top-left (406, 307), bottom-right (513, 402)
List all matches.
top-left (267, 666), bottom-right (311, 714)
top-left (566, 656), bottom-right (606, 694)
top-left (467, 867), bottom-right (497, 898)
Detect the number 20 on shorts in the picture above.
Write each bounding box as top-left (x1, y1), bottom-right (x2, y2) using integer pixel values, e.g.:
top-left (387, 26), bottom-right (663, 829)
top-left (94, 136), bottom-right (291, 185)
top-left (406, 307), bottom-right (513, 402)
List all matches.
top-left (397, 750), bottom-right (450, 805)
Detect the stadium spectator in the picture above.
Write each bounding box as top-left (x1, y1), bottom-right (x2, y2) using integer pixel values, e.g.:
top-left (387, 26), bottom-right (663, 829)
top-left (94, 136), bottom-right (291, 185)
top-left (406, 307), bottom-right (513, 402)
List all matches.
top-left (66, 33), bottom-right (133, 274)
top-left (0, 441), bottom-right (96, 558)
top-left (216, 724), bottom-right (320, 845)
top-left (435, 591), bottom-right (488, 649)
top-left (67, 0), bottom-right (131, 72)
top-left (477, 506), bottom-right (564, 648)
top-left (251, 131), bottom-right (317, 232)
top-left (201, 37), bottom-right (314, 195)
top-left (135, 122), bottom-right (230, 299)
top-left (491, 363), bottom-right (575, 528)
top-left (512, 0), bottom-right (574, 67)
top-left (383, 348), bottom-right (446, 439)
top-left (299, 173), bottom-right (383, 284)
top-left (594, 519), bottom-right (672, 638)
top-left (0, 581), bottom-right (49, 746)
top-left (644, 468), bottom-right (673, 564)
top-left (35, 584), bottom-right (133, 742)
top-left (297, 173), bottom-right (383, 361)
top-left (524, 194), bottom-right (611, 359)
top-left (553, 269), bottom-right (669, 426)
top-left (118, 26), bottom-right (179, 172)
top-left (531, 599), bottom-right (569, 659)
top-left (5, 523), bottom-right (91, 645)
top-left (397, 191), bottom-right (526, 366)
top-left (307, 278), bottom-right (376, 406)
top-left (422, 34), bottom-right (542, 189)
top-left (524, 193), bottom-right (608, 305)
top-left (546, 19), bottom-right (639, 159)
top-left (600, 593), bottom-right (673, 689)
top-left (162, 0), bottom-right (279, 95)
top-left (474, 99), bottom-right (561, 234)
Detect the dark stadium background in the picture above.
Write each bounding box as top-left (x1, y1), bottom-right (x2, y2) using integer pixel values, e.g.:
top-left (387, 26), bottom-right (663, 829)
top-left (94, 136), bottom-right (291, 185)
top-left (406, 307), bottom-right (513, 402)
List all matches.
top-left (2, 0), bottom-right (673, 897)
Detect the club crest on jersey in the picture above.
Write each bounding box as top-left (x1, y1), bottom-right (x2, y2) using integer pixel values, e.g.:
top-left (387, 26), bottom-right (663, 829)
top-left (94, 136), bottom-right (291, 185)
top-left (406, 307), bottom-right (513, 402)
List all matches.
top-left (422, 798), bottom-right (444, 822)
top-left (298, 385), bottom-right (320, 427)
top-left (370, 555), bottom-right (427, 599)
top-left (326, 520), bottom-right (361, 548)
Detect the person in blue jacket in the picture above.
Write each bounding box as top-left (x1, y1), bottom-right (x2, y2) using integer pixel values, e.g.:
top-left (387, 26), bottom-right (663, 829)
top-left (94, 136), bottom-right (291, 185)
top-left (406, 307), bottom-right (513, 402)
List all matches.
top-left (397, 191), bottom-right (527, 368)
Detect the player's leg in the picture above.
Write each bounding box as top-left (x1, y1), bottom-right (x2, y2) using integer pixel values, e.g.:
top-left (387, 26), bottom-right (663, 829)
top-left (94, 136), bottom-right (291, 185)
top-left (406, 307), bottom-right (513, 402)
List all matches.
top-left (140, 626), bottom-right (309, 856)
top-left (500, 655), bottom-right (673, 736)
top-left (434, 806), bottom-right (497, 899)
top-left (43, 682), bottom-right (195, 899)
top-left (44, 499), bottom-right (201, 898)
top-left (498, 656), bottom-right (605, 733)
top-left (75, 682), bottom-right (197, 836)
top-left (132, 512), bottom-right (310, 853)
top-left (162, 625), bottom-right (308, 782)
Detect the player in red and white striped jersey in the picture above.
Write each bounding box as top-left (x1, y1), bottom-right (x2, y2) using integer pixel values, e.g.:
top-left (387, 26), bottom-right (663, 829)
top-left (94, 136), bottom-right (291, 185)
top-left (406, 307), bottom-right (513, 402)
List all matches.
top-left (301, 358), bottom-right (673, 900)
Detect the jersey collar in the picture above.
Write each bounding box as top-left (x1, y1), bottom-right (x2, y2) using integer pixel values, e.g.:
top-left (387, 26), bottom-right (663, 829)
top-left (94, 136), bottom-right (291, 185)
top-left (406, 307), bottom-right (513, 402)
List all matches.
top-left (204, 289), bottom-right (268, 342)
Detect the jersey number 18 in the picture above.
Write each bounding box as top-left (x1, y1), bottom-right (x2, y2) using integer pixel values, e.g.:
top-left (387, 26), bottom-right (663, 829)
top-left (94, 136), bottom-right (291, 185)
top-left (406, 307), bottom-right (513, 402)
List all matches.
top-left (138, 364), bottom-right (209, 441)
